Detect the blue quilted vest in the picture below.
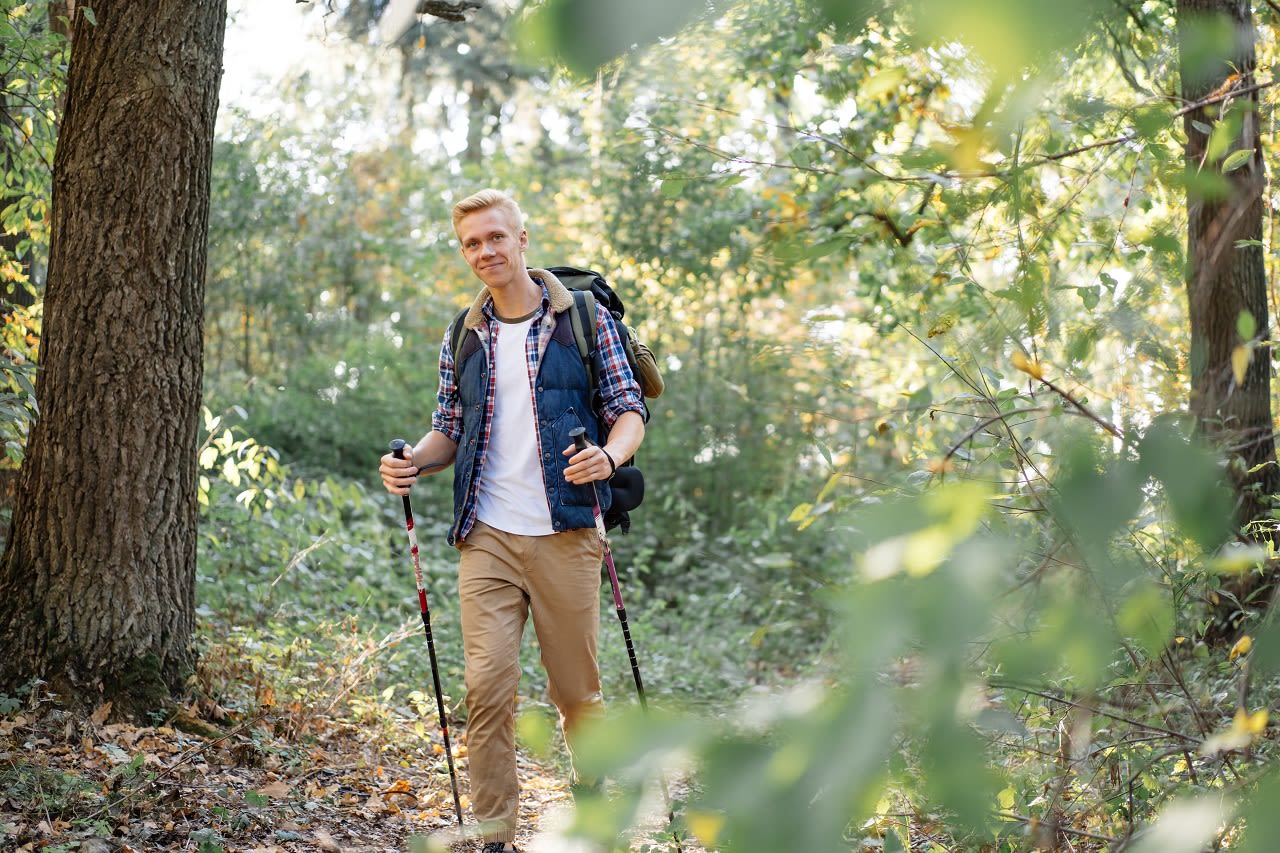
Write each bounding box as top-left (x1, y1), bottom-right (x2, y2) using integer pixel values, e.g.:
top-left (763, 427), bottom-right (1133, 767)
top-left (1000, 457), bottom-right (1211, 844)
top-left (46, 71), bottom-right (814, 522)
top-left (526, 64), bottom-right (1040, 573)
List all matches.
top-left (449, 309), bottom-right (611, 545)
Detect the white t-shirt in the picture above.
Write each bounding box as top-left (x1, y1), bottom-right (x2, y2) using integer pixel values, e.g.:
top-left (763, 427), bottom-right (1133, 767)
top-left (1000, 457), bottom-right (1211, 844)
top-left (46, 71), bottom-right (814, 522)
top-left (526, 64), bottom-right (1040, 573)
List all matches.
top-left (474, 316), bottom-right (556, 536)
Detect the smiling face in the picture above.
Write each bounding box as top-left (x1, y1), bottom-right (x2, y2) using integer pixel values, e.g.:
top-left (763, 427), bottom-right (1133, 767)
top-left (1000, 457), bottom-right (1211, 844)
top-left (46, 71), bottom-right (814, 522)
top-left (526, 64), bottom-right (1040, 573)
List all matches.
top-left (456, 204), bottom-right (529, 293)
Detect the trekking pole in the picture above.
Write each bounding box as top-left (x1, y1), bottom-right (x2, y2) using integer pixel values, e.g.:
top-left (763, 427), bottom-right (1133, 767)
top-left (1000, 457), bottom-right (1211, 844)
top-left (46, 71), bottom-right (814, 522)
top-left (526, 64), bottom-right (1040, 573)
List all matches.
top-left (389, 438), bottom-right (465, 831)
top-left (571, 428), bottom-right (682, 853)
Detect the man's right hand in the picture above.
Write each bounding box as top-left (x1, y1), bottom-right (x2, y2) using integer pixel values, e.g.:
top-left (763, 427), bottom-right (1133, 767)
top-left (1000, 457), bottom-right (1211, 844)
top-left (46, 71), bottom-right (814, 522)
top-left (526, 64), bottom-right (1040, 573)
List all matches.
top-left (380, 450), bottom-right (418, 496)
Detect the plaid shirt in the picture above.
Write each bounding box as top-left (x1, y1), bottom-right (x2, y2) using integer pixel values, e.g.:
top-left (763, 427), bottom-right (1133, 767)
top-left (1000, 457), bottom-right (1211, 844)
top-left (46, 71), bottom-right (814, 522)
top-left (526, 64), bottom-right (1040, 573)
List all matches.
top-left (432, 281), bottom-right (643, 539)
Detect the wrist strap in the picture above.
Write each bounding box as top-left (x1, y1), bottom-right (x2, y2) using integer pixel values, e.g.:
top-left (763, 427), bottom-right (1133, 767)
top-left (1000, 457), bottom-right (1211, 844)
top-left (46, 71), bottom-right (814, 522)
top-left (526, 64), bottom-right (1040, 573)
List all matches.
top-left (601, 447), bottom-right (616, 477)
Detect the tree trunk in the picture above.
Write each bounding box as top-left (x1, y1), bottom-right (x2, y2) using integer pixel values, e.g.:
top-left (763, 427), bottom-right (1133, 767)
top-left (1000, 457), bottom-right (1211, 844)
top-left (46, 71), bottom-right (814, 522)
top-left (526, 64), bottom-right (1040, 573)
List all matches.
top-left (464, 80), bottom-right (492, 163)
top-left (1178, 0), bottom-right (1276, 532)
top-left (0, 0), bottom-right (227, 717)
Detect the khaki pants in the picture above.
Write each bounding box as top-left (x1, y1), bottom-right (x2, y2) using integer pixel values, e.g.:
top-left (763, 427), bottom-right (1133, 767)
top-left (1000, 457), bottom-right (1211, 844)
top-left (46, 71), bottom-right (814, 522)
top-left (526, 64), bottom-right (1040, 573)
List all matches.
top-left (457, 521), bottom-right (604, 844)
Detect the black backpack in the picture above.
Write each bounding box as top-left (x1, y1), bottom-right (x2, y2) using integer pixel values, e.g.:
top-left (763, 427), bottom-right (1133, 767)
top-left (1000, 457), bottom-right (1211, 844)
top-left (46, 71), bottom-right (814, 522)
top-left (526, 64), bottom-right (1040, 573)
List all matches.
top-left (448, 266), bottom-right (663, 531)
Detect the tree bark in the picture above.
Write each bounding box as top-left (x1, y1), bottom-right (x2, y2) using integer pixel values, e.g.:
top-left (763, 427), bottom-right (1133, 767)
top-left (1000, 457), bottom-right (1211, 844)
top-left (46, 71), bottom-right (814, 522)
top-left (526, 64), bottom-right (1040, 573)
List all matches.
top-left (1178, 0), bottom-right (1277, 534)
top-left (0, 0), bottom-right (227, 716)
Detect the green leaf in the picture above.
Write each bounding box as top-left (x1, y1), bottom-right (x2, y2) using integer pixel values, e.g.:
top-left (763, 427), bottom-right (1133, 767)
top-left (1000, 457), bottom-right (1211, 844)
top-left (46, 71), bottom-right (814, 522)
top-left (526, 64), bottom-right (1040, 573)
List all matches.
top-left (860, 67), bottom-right (907, 100)
top-left (1117, 582), bottom-right (1174, 657)
top-left (1137, 417), bottom-right (1234, 551)
top-left (1221, 148), bottom-right (1253, 173)
top-left (80, 6), bottom-right (97, 25)
top-left (1205, 112), bottom-right (1241, 163)
top-left (515, 0), bottom-right (714, 77)
top-left (1133, 103), bottom-right (1172, 140)
top-left (1237, 310), bottom-right (1257, 341)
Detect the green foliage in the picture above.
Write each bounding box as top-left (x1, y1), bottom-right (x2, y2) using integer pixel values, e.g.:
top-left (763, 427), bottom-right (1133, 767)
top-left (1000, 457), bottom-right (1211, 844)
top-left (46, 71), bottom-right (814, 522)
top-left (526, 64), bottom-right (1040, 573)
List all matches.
top-left (0, 301), bottom-right (37, 465)
top-left (576, 423), bottom-right (1267, 852)
top-left (0, 758), bottom-right (95, 817)
top-left (517, 0), bottom-right (718, 78)
top-left (0, 0), bottom-right (65, 300)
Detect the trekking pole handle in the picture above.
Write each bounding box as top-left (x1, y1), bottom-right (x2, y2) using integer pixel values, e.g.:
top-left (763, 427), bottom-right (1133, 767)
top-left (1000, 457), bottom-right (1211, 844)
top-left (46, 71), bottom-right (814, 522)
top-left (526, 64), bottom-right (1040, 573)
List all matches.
top-left (570, 426), bottom-right (589, 453)
top-left (389, 438), bottom-right (451, 477)
top-left (388, 439), bottom-right (415, 520)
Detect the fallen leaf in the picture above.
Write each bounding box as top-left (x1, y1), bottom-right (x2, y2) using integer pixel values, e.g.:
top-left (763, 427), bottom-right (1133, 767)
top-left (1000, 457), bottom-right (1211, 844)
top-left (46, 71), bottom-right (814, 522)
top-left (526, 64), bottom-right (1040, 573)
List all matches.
top-left (314, 828), bottom-right (342, 852)
top-left (258, 780), bottom-right (291, 798)
top-left (90, 702), bottom-right (112, 727)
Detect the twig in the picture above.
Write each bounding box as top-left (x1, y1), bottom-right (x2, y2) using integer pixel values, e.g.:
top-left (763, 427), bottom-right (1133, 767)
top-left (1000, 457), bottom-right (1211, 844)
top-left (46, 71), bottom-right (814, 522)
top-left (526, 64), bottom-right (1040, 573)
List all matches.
top-left (942, 405), bottom-right (1047, 464)
top-left (995, 811), bottom-right (1118, 844)
top-left (270, 533), bottom-right (331, 587)
top-left (1035, 78), bottom-right (1277, 166)
top-left (989, 682), bottom-right (1200, 744)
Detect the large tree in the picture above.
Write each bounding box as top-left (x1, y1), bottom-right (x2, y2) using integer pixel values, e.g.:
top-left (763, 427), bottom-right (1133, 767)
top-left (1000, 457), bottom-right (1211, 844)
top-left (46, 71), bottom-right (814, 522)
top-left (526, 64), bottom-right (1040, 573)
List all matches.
top-left (0, 0), bottom-right (227, 716)
top-left (1177, 0), bottom-right (1277, 534)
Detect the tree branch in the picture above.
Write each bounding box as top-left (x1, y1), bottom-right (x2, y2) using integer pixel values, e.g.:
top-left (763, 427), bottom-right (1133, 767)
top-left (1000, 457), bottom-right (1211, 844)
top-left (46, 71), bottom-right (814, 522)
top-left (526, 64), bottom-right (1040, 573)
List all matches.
top-left (1034, 78), bottom-right (1277, 166)
top-left (416, 0), bottom-right (482, 23)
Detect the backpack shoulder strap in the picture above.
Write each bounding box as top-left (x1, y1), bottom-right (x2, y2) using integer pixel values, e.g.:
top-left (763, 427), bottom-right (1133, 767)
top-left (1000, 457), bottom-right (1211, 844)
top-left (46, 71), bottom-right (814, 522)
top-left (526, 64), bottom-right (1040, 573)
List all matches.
top-left (448, 306), bottom-right (471, 366)
top-left (568, 289), bottom-right (600, 399)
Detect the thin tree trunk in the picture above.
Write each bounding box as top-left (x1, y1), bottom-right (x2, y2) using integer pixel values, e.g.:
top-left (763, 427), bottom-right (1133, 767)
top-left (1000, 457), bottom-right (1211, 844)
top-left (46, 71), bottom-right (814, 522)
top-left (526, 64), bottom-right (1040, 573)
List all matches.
top-left (0, 0), bottom-right (227, 716)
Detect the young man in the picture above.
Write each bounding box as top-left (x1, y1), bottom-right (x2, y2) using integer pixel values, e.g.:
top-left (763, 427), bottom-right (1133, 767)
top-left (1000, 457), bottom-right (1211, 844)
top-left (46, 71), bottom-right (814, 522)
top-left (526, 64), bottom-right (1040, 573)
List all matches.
top-left (379, 189), bottom-right (645, 853)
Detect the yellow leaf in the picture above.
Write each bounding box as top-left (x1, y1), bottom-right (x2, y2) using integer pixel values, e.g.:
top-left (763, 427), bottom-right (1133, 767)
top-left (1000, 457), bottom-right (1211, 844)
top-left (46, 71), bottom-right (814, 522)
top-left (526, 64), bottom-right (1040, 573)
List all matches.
top-left (928, 314), bottom-right (956, 338)
top-left (1231, 345), bottom-right (1251, 385)
top-left (787, 502), bottom-right (814, 523)
top-left (1229, 635), bottom-right (1253, 661)
top-left (997, 786), bottom-right (1016, 811)
top-left (199, 446), bottom-right (218, 469)
top-left (1011, 351), bottom-right (1044, 380)
top-left (1203, 706), bottom-right (1269, 755)
top-left (687, 810), bottom-right (726, 846)
top-left (1235, 707), bottom-right (1268, 735)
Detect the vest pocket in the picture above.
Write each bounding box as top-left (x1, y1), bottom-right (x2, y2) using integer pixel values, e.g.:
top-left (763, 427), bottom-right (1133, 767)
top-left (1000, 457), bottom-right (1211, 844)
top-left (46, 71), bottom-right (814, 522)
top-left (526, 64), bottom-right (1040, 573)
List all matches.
top-left (548, 407), bottom-right (598, 508)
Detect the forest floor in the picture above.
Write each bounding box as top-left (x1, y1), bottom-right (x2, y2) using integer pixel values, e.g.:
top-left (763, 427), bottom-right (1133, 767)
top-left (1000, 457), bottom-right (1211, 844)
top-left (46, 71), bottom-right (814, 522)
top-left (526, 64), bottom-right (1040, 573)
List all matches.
top-left (0, 697), bottom-right (700, 853)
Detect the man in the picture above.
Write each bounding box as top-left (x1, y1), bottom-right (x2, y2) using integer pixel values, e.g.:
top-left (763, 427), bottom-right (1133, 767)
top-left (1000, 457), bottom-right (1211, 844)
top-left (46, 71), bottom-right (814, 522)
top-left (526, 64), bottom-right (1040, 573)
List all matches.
top-left (380, 189), bottom-right (645, 853)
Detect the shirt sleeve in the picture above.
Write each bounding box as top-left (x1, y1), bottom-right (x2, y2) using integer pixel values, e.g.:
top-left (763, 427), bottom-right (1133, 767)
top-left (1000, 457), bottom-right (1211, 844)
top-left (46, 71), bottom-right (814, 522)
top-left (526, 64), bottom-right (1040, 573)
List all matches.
top-left (593, 303), bottom-right (645, 429)
top-left (430, 323), bottom-right (464, 444)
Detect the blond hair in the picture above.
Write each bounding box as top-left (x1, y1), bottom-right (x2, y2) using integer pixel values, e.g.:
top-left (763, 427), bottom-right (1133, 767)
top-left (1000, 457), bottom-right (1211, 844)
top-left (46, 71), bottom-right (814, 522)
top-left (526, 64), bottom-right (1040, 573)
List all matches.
top-left (451, 188), bottom-right (524, 234)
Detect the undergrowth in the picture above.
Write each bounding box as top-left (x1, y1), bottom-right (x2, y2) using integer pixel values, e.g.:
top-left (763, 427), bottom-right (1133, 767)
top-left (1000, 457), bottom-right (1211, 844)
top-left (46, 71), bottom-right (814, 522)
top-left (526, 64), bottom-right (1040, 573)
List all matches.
top-left (192, 408), bottom-right (831, 758)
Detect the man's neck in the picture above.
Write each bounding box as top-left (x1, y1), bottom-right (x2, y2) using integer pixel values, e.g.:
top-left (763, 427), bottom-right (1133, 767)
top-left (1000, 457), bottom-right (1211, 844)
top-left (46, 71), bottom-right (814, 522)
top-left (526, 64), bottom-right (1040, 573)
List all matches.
top-left (487, 272), bottom-right (542, 320)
